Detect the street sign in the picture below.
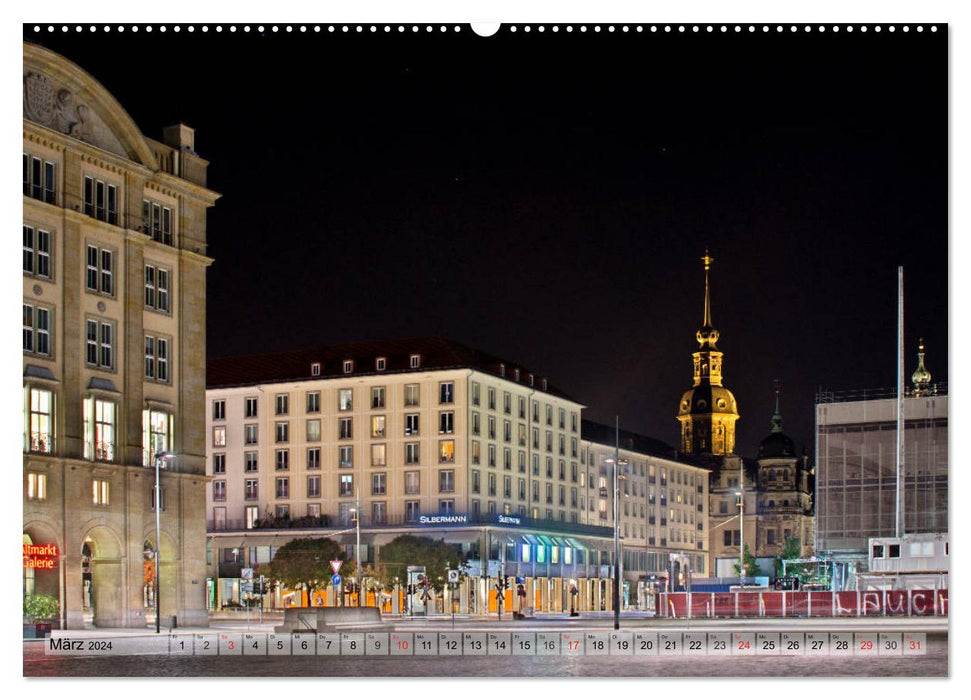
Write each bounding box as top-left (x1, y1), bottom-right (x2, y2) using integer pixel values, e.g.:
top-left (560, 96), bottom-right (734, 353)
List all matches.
top-left (241, 582), bottom-right (254, 593)
top-left (330, 560), bottom-right (343, 574)
top-left (447, 569), bottom-right (459, 584)
top-left (241, 568), bottom-right (254, 580)
top-left (332, 574), bottom-right (342, 586)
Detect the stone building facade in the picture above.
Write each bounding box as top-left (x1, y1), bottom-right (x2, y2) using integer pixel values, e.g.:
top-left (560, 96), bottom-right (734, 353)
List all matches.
top-left (22, 42), bottom-right (218, 629)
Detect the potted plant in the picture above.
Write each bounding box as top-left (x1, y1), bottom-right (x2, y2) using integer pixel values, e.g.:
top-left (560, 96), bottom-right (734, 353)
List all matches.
top-left (23, 594), bottom-right (60, 638)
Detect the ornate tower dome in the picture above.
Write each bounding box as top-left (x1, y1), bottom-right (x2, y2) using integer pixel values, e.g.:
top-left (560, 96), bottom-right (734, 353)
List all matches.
top-left (677, 250), bottom-right (740, 455)
top-left (911, 338), bottom-right (933, 396)
top-left (758, 380), bottom-right (796, 459)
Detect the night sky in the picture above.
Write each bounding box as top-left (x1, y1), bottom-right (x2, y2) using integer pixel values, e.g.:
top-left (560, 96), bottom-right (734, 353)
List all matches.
top-left (25, 23), bottom-right (948, 460)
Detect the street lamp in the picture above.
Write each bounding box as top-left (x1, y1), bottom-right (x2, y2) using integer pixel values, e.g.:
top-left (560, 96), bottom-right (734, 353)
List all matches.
top-left (605, 421), bottom-right (627, 631)
top-left (734, 490), bottom-right (744, 587)
top-left (153, 451), bottom-right (175, 633)
top-left (350, 499), bottom-right (361, 607)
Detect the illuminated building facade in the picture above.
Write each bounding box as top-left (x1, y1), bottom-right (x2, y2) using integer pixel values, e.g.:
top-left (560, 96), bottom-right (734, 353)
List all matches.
top-left (205, 338), bottom-right (708, 612)
top-left (22, 42), bottom-right (217, 629)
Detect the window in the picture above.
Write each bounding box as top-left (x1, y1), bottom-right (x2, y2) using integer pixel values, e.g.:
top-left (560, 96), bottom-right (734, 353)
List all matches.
top-left (275, 394), bottom-right (289, 415)
top-left (244, 424), bottom-right (258, 445)
top-left (92, 479), bottom-right (110, 506)
top-left (275, 449), bottom-right (289, 471)
top-left (372, 472), bottom-right (387, 496)
top-left (212, 426), bottom-right (226, 447)
top-left (339, 418), bottom-right (353, 440)
top-left (85, 318), bottom-right (115, 369)
top-left (343, 359), bottom-right (354, 374)
top-left (439, 499), bottom-right (455, 515)
top-left (245, 506), bottom-right (259, 528)
top-left (371, 415), bottom-right (386, 438)
top-left (307, 447), bottom-right (321, 470)
top-left (405, 414), bottom-right (420, 436)
top-left (23, 303), bottom-right (51, 357)
top-left (472, 471), bottom-right (481, 494)
top-left (488, 445), bottom-right (496, 467)
top-left (339, 474), bottom-right (354, 497)
top-left (405, 500), bottom-right (421, 522)
top-left (488, 388), bottom-right (496, 410)
top-left (371, 444), bottom-right (387, 467)
top-left (245, 479), bottom-right (259, 500)
top-left (339, 446), bottom-right (353, 468)
top-left (86, 245), bottom-right (114, 295)
top-left (504, 449), bottom-right (512, 470)
top-left (404, 384), bottom-right (420, 407)
top-left (245, 397), bottom-right (258, 418)
top-left (571, 413), bottom-right (578, 432)
top-left (275, 422), bottom-right (289, 443)
top-left (276, 505), bottom-right (290, 520)
top-left (371, 387), bottom-right (386, 408)
top-left (306, 391), bottom-right (320, 413)
top-left (439, 440), bottom-right (455, 463)
top-left (26, 387), bottom-right (53, 454)
top-left (439, 411), bottom-right (454, 434)
top-left (23, 225), bottom-right (52, 278)
top-left (27, 473), bottom-right (48, 501)
top-left (503, 420), bottom-right (511, 442)
top-left (275, 477), bottom-right (289, 498)
top-left (307, 476), bottom-right (321, 498)
top-left (213, 480), bottom-right (226, 501)
top-left (212, 454), bottom-right (226, 474)
top-left (142, 199), bottom-right (172, 245)
top-left (144, 264), bottom-right (170, 313)
top-left (307, 504), bottom-right (321, 518)
top-left (244, 452), bottom-right (258, 472)
top-left (519, 452), bottom-right (527, 473)
top-left (306, 419), bottom-right (321, 442)
top-left (339, 389), bottom-right (353, 411)
top-left (439, 470), bottom-right (455, 493)
top-left (440, 382), bottom-right (454, 404)
top-left (471, 382), bottom-right (480, 405)
top-left (405, 442), bottom-right (420, 465)
top-left (471, 441), bottom-right (480, 464)
top-left (372, 501), bottom-right (387, 524)
top-left (311, 362), bottom-right (321, 376)
top-left (404, 471), bottom-right (420, 495)
top-left (144, 335), bottom-right (169, 382)
top-left (504, 476), bottom-right (512, 498)
top-left (375, 357), bottom-right (387, 371)
top-left (142, 408), bottom-right (172, 466)
top-left (503, 392), bottom-right (511, 414)
top-left (212, 399), bottom-right (226, 421)
top-left (24, 154), bottom-right (56, 204)
top-left (488, 417), bottom-right (496, 440)
top-left (472, 412), bottom-right (480, 435)
top-left (518, 397), bottom-right (526, 419)
top-left (410, 354), bottom-right (421, 369)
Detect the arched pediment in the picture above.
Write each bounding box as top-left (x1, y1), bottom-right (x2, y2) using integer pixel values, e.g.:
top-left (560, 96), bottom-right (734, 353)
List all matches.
top-left (24, 42), bottom-right (158, 169)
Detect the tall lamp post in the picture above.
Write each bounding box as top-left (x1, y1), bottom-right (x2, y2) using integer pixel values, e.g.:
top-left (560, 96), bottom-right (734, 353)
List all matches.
top-left (606, 417), bottom-right (627, 631)
top-left (350, 497), bottom-right (362, 606)
top-left (153, 451), bottom-right (174, 633)
top-left (734, 489), bottom-right (745, 587)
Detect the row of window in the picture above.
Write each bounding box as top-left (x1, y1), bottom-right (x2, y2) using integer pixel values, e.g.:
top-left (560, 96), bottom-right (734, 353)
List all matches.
top-left (26, 472), bottom-right (169, 511)
top-left (219, 468), bottom-right (457, 502)
top-left (25, 231), bottom-right (173, 315)
top-left (25, 387), bottom-right (174, 466)
top-left (25, 304), bottom-right (171, 379)
top-left (24, 153), bottom-right (176, 246)
top-left (211, 385), bottom-right (578, 430)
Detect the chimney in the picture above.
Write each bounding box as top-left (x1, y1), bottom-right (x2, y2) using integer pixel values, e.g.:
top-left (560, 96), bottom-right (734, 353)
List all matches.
top-left (163, 123), bottom-right (196, 153)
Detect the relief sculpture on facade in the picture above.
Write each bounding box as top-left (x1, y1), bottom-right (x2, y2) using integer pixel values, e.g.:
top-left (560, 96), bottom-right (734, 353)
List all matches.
top-left (24, 70), bottom-right (126, 157)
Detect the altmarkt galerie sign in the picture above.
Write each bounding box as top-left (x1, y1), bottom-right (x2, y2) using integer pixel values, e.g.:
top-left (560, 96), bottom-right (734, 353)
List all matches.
top-left (23, 543), bottom-right (59, 569)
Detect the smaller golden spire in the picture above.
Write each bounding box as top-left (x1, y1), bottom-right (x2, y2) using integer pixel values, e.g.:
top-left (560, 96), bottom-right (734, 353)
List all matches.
top-left (912, 338), bottom-right (933, 396)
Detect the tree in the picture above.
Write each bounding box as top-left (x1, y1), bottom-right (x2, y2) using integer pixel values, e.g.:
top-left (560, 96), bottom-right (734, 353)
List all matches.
top-left (378, 535), bottom-right (466, 589)
top-left (732, 543), bottom-right (760, 579)
top-left (774, 534), bottom-right (805, 579)
top-left (258, 537), bottom-right (344, 603)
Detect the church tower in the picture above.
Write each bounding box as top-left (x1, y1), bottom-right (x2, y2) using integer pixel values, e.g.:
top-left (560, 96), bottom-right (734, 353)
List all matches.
top-left (677, 251), bottom-right (740, 455)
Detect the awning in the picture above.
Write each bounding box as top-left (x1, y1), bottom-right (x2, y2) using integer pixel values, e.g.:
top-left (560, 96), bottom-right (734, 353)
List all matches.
top-left (567, 538), bottom-right (587, 550)
top-left (88, 377), bottom-right (119, 393)
top-left (521, 534), bottom-right (539, 545)
top-left (24, 364), bottom-right (56, 381)
top-left (537, 535), bottom-right (554, 547)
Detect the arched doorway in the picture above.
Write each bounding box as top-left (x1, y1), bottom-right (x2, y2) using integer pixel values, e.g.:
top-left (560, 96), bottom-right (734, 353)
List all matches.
top-left (81, 528), bottom-right (124, 628)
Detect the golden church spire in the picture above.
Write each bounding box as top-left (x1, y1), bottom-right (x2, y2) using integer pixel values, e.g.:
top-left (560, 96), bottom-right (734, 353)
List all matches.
top-left (678, 249), bottom-right (739, 456)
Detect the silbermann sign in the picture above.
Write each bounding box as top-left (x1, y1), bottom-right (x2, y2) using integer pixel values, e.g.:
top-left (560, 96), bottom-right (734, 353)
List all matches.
top-left (417, 513), bottom-right (522, 526)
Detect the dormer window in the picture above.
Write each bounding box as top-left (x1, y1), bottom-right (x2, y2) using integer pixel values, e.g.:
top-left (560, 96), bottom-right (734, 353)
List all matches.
top-left (343, 360), bottom-right (354, 374)
top-left (376, 357), bottom-right (387, 371)
top-left (514, 368), bottom-right (520, 382)
top-left (410, 354), bottom-right (421, 369)
top-left (542, 378), bottom-right (548, 391)
top-left (499, 363), bottom-right (506, 377)
top-left (311, 362), bottom-right (321, 376)
top-left (529, 374), bottom-right (534, 387)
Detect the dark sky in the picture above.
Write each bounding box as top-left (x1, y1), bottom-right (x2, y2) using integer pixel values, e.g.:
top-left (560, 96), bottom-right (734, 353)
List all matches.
top-left (26, 24), bottom-right (948, 460)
